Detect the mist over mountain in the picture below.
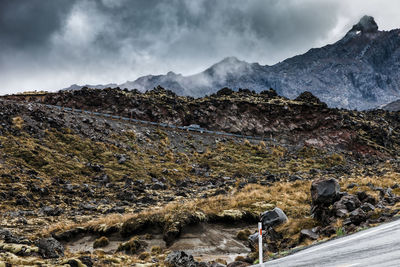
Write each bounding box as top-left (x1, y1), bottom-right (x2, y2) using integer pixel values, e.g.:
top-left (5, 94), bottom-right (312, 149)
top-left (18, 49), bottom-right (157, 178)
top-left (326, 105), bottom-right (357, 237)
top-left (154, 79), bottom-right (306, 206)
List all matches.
top-left (63, 16), bottom-right (400, 110)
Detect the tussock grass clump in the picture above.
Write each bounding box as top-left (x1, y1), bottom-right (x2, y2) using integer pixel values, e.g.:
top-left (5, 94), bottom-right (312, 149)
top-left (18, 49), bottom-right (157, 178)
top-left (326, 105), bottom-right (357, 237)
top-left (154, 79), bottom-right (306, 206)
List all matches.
top-left (12, 116), bottom-right (24, 129)
top-left (138, 252), bottom-right (151, 260)
top-left (150, 246), bottom-right (162, 255)
top-left (93, 236), bottom-right (109, 248)
top-left (117, 236), bottom-right (146, 254)
top-left (236, 229), bottom-right (252, 240)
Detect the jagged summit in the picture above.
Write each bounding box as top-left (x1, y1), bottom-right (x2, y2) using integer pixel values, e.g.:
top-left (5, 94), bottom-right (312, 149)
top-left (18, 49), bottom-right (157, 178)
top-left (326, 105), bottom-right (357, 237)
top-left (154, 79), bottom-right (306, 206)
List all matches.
top-left (349, 15), bottom-right (379, 34)
top-left (218, 56), bottom-right (242, 64)
top-left (202, 56), bottom-right (252, 79)
top-left (207, 56), bottom-right (247, 71)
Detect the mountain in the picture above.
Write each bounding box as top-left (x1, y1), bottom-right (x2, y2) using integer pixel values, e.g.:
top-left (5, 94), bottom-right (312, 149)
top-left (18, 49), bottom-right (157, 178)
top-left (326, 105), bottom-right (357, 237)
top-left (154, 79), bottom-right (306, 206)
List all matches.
top-left (63, 16), bottom-right (400, 110)
top-left (380, 99), bottom-right (400, 111)
top-left (63, 82), bottom-right (118, 91)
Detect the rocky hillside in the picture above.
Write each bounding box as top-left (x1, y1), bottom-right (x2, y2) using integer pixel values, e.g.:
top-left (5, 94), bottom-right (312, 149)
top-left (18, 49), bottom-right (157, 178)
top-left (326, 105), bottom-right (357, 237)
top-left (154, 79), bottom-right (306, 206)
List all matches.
top-left (63, 16), bottom-right (400, 110)
top-left (2, 89), bottom-right (400, 266)
top-left (6, 86), bottom-right (400, 156)
top-left (380, 98), bottom-right (400, 111)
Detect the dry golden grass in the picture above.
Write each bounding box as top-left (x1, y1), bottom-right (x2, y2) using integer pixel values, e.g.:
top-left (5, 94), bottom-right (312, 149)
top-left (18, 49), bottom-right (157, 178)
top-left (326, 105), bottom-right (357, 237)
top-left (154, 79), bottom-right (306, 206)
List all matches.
top-left (41, 167), bottom-right (400, 259)
top-left (43, 213), bottom-right (137, 237)
top-left (44, 181), bottom-right (313, 239)
top-left (12, 116), bottom-right (24, 129)
top-left (342, 171), bottom-right (400, 197)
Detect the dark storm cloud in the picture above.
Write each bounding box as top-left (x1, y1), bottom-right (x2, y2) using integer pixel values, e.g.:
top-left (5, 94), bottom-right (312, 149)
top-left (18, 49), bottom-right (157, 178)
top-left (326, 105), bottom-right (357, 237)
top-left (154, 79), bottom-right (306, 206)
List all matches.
top-left (0, 0), bottom-right (77, 49)
top-left (0, 0), bottom-right (399, 94)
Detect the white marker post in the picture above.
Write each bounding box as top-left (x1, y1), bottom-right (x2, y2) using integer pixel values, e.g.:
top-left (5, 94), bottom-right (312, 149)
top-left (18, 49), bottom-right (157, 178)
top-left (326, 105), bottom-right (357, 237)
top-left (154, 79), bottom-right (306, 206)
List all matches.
top-left (258, 222), bottom-right (263, 264)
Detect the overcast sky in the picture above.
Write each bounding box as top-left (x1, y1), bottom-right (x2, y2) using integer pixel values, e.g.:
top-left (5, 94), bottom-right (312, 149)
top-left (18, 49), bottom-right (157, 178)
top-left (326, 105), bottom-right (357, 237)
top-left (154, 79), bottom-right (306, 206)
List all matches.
top-left (1, 0), bottom-right (400, 94)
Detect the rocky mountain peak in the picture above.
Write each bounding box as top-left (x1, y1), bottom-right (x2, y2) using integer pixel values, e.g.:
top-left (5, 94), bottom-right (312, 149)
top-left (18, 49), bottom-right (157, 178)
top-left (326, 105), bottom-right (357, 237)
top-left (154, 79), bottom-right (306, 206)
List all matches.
top-left (166, 71), bottom-right (182, 77)
top-left (349, 15), bottom-right (378, 34)
top-left (208, 56), bottom-right (245, 69)
top-left (219, 56), bottom-right (241, 64)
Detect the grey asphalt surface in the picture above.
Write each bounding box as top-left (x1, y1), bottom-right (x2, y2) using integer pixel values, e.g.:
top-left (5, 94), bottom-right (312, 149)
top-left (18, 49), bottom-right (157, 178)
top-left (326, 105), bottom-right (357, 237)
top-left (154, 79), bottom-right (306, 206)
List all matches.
top-left (256, 219), bottom-right (400, 267)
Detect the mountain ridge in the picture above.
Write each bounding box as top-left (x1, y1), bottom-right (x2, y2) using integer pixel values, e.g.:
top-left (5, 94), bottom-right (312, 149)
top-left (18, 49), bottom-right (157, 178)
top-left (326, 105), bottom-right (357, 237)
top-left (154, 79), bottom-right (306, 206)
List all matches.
top-left (63, 15), bottom-right (400, 110)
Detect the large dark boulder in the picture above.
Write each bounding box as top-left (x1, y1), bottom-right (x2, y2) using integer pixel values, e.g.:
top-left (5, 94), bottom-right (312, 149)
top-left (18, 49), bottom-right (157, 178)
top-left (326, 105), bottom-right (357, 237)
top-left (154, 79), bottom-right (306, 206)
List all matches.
top-left (165, 251), bottom-right (198, 267)
top-left (260, 207), bottom-right (288, 229)
top-left (356, 191), bottom-right (377, 205)
top-left (41, 206), bottom-right (64, 216)
top-left (78, 256), bottom-right (93, 267)
top-left (333, 195), bottom-right (361, 213)
top-left (311, 178), bottom-right (340, 206)
top-left (360, 202), bottom-right (375, 212)
top-left (248, 232), bottom-right (259, 249)
top-left (37, 237), bottom-right (64, 258)
top-left (349, 208), bottom-right (367, 225)
top-left (0, 228), bottom-right (30, 244)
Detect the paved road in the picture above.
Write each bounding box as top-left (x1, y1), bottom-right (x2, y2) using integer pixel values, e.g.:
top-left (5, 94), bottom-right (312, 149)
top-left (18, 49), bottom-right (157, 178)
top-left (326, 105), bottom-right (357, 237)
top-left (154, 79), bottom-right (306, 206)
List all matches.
top-left (37, 102), bottom-right (273, 141)
top-left (256, 219), bottom-right (400, 267)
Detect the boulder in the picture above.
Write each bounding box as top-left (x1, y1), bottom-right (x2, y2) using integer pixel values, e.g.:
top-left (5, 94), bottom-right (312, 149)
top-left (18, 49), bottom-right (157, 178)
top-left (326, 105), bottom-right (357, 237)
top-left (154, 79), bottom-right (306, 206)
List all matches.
top-left (311, 178), bottom-right (340, 206)
top-left (37, 237), bottom-right (64, 258)
top-left (356, 191), bottom-right (368, 202)
top-left (265, 174), bottom-right (279, 183)
top-left (1, 229), bottom-right (30, 245)
top-left (347, 183), bottom-right (358, 189)
top-left (65, 259), bottom-right (84, 267)
top-left (360, 202), bottom-right (375, 212)
top-left (151, 181), bottom-right (167, 190)
top-left (335, 208), bottom-right (349, 218)
top-left (334, 195), bottom-right (361, 212)
top-left (16, 196), bottom-right (30, 206)
top-left (86, 163), bottom-right (103, 172)
top-left (288, 175), bottom-right (303, 182)
top-left (320, 225), bottom-right (336, 236)
top-left (349, 208), bottom-right (367, 225)
top-left (41, 206), bottom-right (64, 216)
top-left (356, 191), bottom-right (377, 205)
top-left (78, 256), bottom-right (93, 267)
top-left (165, 251), bottom-right (198, 267)
top-left (248, 233), bottom-right (259, 249)
top-left (300, 229), bottom-right (319, 240)
top-left (260, 207), bottom-right (288, 229)
top-left (115, 154), bottom-right (128, 164)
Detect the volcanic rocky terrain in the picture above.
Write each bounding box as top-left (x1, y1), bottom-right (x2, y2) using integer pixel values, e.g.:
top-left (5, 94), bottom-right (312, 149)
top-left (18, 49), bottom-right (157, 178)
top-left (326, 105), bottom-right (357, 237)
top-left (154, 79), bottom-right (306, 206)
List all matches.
top-left (1, 88), bottom-right (400, 266)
